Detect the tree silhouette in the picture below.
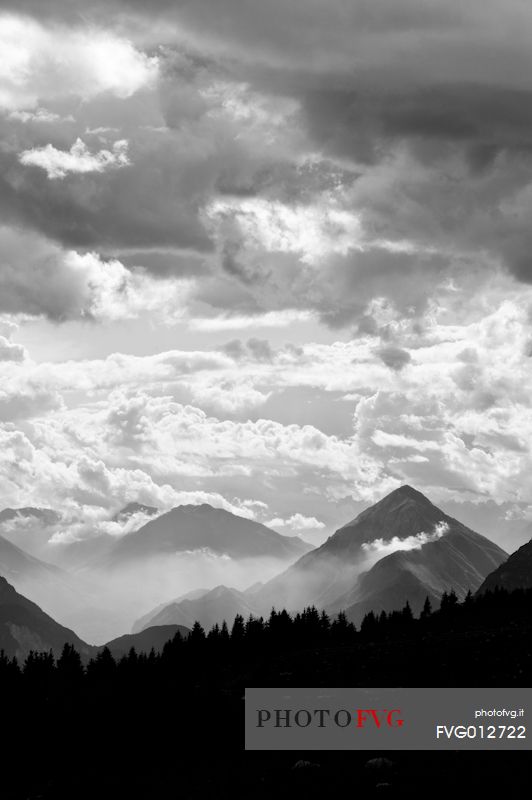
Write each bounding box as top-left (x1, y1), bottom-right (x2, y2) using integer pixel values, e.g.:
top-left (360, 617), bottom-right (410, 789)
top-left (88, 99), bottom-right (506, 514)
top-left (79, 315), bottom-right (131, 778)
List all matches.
top-left (56, 643), bottom-right (84, 683)
top-left (420, 596), bottom-right (432, 620)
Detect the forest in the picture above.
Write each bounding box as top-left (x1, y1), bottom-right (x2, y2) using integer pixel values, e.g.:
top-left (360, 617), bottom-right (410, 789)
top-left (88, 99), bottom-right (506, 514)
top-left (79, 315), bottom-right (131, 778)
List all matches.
top-left (1, 586), bottom-right (531, 798)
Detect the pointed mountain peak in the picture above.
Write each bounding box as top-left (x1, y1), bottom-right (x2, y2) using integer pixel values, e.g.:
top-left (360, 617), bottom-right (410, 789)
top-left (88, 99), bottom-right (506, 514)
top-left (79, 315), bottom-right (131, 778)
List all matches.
top-left (382, 484), bottom-right (432, 503)
top-left (390, 484), bottom-right (426, 498)
top-left (356, 484), bottom-right (434, 520)
top-left (324, 484), bottom-right (445, 556)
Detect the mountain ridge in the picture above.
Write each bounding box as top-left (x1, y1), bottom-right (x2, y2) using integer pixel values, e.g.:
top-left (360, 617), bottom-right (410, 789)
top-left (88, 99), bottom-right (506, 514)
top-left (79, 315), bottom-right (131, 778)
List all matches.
top-left (141, 486), bottom-right (508, 630)
top-left (98, 503), bottom-right (313, 569)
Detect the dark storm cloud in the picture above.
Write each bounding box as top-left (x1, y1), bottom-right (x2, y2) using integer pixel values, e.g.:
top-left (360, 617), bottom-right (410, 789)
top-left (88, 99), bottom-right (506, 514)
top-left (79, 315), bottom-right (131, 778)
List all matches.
top-left (301, 84), bottom-right (532, 167)
top-left (0, 145), bottom-right (211, 254)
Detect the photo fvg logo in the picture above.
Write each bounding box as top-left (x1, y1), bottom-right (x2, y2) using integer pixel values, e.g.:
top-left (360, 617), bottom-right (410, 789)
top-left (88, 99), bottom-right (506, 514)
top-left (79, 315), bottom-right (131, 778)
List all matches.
top-left (257, 708), bottom-right (404, 729)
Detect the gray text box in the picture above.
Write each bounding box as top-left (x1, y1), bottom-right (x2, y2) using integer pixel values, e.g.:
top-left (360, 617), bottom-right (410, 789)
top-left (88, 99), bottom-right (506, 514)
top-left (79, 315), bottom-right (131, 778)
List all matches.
top-left (245, 688), bottom-right (531, 750)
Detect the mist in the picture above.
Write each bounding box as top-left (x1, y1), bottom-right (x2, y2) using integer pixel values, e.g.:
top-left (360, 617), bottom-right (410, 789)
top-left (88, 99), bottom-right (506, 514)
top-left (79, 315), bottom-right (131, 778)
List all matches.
top-left (2, 512), bottom-right (454, 643)
top-left (31, 549), bottom-right (301, 644)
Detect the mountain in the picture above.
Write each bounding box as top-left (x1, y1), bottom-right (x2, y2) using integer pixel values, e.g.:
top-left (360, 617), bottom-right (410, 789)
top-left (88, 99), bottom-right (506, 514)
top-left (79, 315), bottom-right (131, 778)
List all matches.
top-left (334, 519), bottom-right (506, 624)
top-left (103, 624), bottom-right (190, 659)
top-left (132, 588), bottom-right (210, 633)
top-left (0, 533), bottom-right (65, 584)
top-left (0, 575), bottom-right (93, 660)
top-left (254, 485), bottom-right (507, 622)
top-left (133, 586), bottom-right (259, 632)
top-left (99, 504), bottom-right (313, 569)
top-left (0, 507), bottom-right (62, 559)
top-left (49, 504), bottom-right (159, 570)
top-left (477, 539), bottom-right (532, 594)
top-left (0, 533), bottom-right (89, 626)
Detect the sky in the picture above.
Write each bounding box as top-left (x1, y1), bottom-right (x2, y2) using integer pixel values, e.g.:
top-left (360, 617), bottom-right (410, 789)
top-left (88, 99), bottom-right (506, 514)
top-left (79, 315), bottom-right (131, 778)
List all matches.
top-left (1, 0), bottom-right (532, 552)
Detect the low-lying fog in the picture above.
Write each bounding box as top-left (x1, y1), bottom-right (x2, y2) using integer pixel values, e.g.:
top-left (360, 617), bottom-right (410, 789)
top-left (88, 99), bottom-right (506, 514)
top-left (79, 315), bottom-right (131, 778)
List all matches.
top-left (2, 511), bottom-right (451, 644)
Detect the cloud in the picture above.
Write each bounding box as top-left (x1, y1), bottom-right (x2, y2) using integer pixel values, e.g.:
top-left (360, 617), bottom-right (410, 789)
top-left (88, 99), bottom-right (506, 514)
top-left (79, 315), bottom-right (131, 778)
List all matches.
top-left (362, 521), bottom-right (450, 557)
top-left (9, 107), bottom-right (66, 123)
top-left (267, 513), bottom-right (325, 531)
top-left (0, 334), bottom-right (25, 362)
top-left (3, 2), bottom-right (532, 308)
top-left (19, 138), bottom-right (130, 179)
top-left (377, 345), bottom-right (412, 371)
top-left (189, 310), bottom-right (312, 331)
top-left (0, 13), bottom-right (158, 110)
top-left (0, 227), bottom-right (190, 321)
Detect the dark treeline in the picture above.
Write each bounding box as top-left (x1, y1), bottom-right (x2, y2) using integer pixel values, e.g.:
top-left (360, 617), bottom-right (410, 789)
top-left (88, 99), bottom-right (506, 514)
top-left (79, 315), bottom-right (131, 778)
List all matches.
top-left (1, 587), bottom-right (531, 799)
top-left (1, 585), bottom-right (531, 685)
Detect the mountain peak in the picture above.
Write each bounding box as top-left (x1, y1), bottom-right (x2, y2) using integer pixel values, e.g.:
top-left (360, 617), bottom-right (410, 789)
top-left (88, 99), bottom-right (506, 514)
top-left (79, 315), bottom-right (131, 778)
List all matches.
top-left (391, 484), bottom-right (424, 497)
top-left (359, 484), bottom-right (434, 518)
top-left (323, 484), bottom-right (441, 556)
top-left (384, 484), bottom-right (431, 502)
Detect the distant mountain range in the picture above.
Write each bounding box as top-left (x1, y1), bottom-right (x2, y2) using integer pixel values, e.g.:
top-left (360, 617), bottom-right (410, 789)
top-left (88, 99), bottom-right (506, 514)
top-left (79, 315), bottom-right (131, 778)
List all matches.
top-left (0, 574), bottom-right (93, 660)
top-left (133, 585), bottom-right (258, 633)
top-left (0, 575), bottom-right (189, 660)
top-left (0, 532), bottom-right (64, 585)
top-left (98, 503), bottom-right (312, 569)
top-left (134, 486), bottom-right (509, 630)
top-left (2, 488), bottom-right (526, 652)
top-left (0, 532), bottom-right (88, 625)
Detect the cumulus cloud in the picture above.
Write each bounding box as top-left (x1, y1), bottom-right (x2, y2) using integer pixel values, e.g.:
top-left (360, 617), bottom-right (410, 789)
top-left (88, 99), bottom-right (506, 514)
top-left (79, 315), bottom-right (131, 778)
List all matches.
top-left (19, 138), bottom-right (130, 179)
top-left (0, 0), bottom-right (532, 557)
top-left (0, 13), bottom-right (158, 110)
top-left (0, 334), bottom-right (25, 362)
top-left (267, 513), bottom-right (325, 531)
top-left (0, 227), bottom-right (189, 321)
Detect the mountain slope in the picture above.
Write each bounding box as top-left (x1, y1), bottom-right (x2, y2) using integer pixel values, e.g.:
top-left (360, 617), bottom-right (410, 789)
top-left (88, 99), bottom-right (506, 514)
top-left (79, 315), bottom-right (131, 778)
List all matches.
top-left (477, 539), bottom-right (532, 594)
top-left (133, 586), bottom-right (259, 632)
top-left (0, 575), bottom-right (93, 660)
top-left (335, 522), bottom-right (506, 624)
top-left (0, 534), bottom-right (65, 584)
top-left (254, 485), bottom-right (507, 618)
top-left (99, 504), bottom-right (312, 568)
top-left (0, 533), bottom-right (91, 628)
top-left (132, 588), bottom-right (210, 633)
top-left (103, 624), bottom-right (190, 658)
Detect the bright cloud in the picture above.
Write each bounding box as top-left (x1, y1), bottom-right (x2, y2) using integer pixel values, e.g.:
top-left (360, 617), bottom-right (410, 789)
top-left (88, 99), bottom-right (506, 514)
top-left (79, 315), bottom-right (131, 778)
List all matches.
top-left (362, 522), bottom-right (450, 557)
top-left (267, 513), bottom-right (325, 531)
top-left (0, 14), bottom-right (158, 110)
top-left (0, 227), bottom-right (189, 322)
top-left (19, 138), bottom-right (130, 179)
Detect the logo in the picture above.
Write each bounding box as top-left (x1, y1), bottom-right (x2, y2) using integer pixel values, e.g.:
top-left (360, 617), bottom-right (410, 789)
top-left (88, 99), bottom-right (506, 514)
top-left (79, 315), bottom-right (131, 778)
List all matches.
top-left (257, 708), bottom-right (404, 729)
